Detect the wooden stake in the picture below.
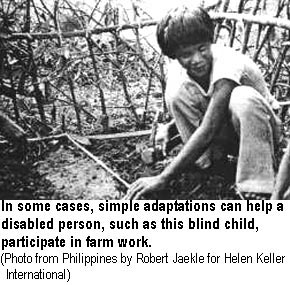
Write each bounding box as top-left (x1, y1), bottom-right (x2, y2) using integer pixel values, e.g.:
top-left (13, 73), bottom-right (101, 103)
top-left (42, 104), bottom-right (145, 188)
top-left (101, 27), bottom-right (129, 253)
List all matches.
top-left (66, 134), bottom-right (130, 189)
top-left (68, 77), bottom-right (82, 133)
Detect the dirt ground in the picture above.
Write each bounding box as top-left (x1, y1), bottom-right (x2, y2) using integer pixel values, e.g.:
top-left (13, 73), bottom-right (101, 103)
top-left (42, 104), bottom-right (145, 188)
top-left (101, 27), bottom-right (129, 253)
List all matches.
top-left (36, 145), bottom-right (121, 200)
top-left (0, 133), bottom-right (254, 200)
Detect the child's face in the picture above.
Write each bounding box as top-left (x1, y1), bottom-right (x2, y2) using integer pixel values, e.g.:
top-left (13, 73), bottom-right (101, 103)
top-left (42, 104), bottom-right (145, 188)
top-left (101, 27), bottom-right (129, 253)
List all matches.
top-left (175, 42), bottom-right (213, 81)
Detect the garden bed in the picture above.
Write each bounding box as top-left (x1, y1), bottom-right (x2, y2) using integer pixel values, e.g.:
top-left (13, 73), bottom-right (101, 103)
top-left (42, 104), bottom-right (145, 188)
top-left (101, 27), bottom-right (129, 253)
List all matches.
top-left (0, 133), bottom-right (247, 200)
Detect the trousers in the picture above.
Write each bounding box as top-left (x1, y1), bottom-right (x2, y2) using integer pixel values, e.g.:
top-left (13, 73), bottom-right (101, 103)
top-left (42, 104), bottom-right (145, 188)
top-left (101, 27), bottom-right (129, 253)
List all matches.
top-left (166, 82), bottom-right (281, 194)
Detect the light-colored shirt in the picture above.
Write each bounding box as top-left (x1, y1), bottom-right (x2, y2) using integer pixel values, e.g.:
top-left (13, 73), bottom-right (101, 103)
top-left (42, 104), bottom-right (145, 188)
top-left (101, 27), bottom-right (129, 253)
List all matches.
top-left (165, 44), bottom-right (279, 109)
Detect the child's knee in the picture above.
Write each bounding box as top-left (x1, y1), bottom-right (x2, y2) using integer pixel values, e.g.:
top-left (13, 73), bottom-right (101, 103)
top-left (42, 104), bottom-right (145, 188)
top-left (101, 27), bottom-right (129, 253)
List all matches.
top-left (229, 86), bottom-right (266, 117)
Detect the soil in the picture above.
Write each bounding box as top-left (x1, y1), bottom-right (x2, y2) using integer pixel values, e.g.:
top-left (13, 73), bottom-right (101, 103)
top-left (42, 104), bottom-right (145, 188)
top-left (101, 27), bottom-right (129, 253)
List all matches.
top-left (37, 145), bottom-right (120, 200)
top-left (0, 134), bottom-right (265, 200)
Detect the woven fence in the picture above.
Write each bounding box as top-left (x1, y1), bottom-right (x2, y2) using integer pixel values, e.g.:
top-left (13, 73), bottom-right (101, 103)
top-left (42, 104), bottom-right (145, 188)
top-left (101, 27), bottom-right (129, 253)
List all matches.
top-left (1, 0), bottom-right (290, 135)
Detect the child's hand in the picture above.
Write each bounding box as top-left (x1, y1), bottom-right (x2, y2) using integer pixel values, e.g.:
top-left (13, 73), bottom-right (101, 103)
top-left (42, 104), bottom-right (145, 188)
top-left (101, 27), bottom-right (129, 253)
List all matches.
top-left (124, 174), bottom-right (168, 200)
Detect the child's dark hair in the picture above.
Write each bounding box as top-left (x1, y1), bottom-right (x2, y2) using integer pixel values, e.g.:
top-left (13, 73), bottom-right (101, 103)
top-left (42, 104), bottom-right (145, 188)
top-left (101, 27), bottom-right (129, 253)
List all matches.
top-left (157, 6), bottom-right (214, 59)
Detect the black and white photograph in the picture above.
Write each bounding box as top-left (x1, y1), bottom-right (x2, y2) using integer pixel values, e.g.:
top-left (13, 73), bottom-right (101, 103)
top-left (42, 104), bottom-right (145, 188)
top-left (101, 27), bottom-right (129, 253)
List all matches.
top-left (0, 1), bottom-right (289, 284)
top-left (1, 0), bottom-right (290, 201)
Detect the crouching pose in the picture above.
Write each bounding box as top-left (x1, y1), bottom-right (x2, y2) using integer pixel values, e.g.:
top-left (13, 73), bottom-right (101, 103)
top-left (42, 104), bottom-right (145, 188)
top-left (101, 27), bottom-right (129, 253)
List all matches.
top-left (126, 6), bottom-right (281, 199)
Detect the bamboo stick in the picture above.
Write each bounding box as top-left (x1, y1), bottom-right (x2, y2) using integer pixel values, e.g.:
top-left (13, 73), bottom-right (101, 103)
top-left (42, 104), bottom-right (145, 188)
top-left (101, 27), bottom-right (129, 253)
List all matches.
top-left (7, 13), bottom-right (290, 42)
top-left (66, 134), bottom-right (130, 189)
top-left (254, 24), bottom-right (263, 53)
top-left (62, 1), bottom-right (141, 126)
top-left (213, 0), bottom-right (231, 42)
top-left (132, 1), bottom-right (142, 74)
top-left (119, 70), bottom-right (141, 125)
top-left (0, 130), bottom-right (151, 145)
top-left (241, 0), bottom-right (262, 54)
top-left (8, 20), bottom-right (158, 40)
top-left (228, 0), bottom-right (245, 47)
top-left (31, 0), bottom-right (42, 25)
top-left (142, 55), bottom-right (161, 124)
top-left (253, 0), bottom-right (285, 61)
top-left (142, 70), bottom-right (154, 124)
top-left (270, 44), bottom-right (290, 90)
top-left (269, 0), bottom-right (290, 92)
top-left (58, 2), bottom-right (108, 131)
top-left (5, 58), bottom-right (20, 122)
top-left (86, 130), bottom-right (151, 140)
top-left (89, 37), bottom-right (141, 124)
top-left (24, 0), bottom-right (46, 123)
top-left (55, 97), bottom-right (98, 122)
top-left (86, 37), bottom-right (108, 131)
top-left (158, 57), bottom-right (167, 115)
top-left (63, 3), bottom-right (162, 83)
top-left (67, 76), bottom-right (82, 133)
top-left (211, 12), bottom-right (290, 30)
top-left (0, 133), bottom-right (67, 145)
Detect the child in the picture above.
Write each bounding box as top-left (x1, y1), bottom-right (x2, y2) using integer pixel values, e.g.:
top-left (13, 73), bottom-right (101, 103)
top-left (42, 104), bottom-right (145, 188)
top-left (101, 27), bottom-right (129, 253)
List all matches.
top-left (126, 5), bottom-right (280, 199)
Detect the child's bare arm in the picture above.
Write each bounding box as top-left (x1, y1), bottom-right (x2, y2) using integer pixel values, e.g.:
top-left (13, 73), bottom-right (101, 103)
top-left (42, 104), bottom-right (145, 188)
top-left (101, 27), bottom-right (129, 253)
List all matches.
top-left (126, 79), bottom-right (237, 199)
